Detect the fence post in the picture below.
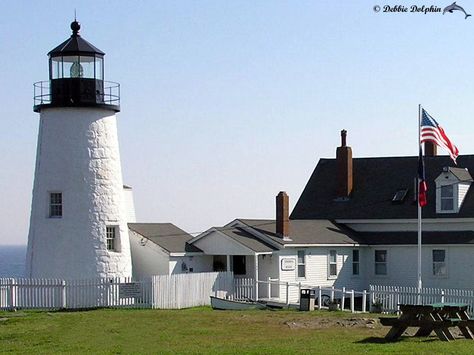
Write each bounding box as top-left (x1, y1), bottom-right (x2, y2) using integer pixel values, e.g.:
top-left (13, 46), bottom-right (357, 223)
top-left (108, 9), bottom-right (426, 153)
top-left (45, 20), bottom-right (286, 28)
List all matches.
top-left (9, 278), bottom-right (16, 311)
top-left (362, 290), bottom-right (367, 313)
top-left (341, 287), bottom-right (345, 310)
top-left (318, 286), bottom-right (322, 309)
top-left (350, 290), bottom-right (355, 313)
top-left (267, 277), bottom-right (271, 299)
top-left (298, 282), bottom-right (301, 304)
top-left (254, 278), bottom-right (258, 301)
top-left (285, 282), bottom-right (289, 306)
top-left (330, 286), bottom-right (335, 302)
top-left (396, 288), bottom-right (400, 314)
top-left (61, 280), bottom-right (66, 309)
top-left (441, 289), bottom-right (445, 304)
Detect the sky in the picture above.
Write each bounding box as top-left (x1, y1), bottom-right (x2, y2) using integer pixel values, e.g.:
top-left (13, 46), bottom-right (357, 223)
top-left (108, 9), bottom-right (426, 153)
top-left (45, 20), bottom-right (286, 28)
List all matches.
top-left (1, 0), bottom-right (473, 245)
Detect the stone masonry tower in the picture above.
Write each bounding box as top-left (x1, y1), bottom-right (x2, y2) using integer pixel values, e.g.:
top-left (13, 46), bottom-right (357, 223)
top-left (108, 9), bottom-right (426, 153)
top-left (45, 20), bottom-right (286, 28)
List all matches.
top-left (26, 21), bottom-right (132, 279)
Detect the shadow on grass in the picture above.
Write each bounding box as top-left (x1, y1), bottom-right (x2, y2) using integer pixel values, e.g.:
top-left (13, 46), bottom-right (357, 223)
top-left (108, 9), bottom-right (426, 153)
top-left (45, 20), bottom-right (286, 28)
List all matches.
top-left (356, 336), bottom-right (441, 344)
top-left (356, 337), bottom-right (395, 344)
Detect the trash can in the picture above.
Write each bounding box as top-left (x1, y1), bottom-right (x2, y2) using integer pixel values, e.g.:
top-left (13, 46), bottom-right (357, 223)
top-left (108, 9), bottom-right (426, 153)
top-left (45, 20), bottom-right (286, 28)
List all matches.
top-left (299, 289), bottom-right (315, 311)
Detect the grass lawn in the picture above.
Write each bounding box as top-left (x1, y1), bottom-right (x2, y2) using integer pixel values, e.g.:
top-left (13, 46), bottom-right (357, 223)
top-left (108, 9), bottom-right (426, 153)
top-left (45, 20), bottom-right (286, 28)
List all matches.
top-left (1, 307), bottom-right (474, 354)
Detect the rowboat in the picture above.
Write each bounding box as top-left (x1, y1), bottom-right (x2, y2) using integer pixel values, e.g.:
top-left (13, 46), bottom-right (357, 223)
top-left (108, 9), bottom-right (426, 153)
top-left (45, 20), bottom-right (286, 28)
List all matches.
top-left (210, 296), bottom-right (266, 310)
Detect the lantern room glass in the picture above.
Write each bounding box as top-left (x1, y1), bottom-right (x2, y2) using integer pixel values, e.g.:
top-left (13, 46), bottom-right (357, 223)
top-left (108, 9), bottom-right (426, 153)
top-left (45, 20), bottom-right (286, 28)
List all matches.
top-left (49, 55), bottom-right (104, 80)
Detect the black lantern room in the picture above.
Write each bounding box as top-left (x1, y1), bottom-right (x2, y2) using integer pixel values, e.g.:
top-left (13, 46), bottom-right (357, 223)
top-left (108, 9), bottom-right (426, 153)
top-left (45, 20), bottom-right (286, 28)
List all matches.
top-left (34, 21), bottom-right (120, 112)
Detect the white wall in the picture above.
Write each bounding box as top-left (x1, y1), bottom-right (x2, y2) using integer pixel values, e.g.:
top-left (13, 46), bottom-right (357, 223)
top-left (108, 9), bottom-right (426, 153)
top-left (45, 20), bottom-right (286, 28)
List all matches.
top-left (123, 186), bottom-right (136, 223)
top-left (26, 107), bottom-right (132, 279)
top-left (129, 230), bottom-right (170, 278)
top-left (275, 247), bottom-right (367, 303)
top-left (364, 245), bottom-right (474, 290)
top-left (169, 255), bottom-right (213, 275)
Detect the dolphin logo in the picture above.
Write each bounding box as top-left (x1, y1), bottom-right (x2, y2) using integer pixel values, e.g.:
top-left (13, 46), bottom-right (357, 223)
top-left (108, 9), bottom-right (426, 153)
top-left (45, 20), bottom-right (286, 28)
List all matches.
top-left (443, 2), bottom-right (471, 19)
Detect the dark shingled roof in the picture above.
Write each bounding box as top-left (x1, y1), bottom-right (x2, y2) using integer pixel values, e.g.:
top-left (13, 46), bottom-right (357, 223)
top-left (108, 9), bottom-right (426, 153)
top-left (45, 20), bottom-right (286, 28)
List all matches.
top-left (128, 223), bottom-right (202, 253)
top-left (216, 227), bottom-right (277, 252)
top-left (48, 34), bottom-right (104, 56)
top-left (359, 231), bottom-right (474, 245)
top-left (291, 155), bottom-right (474, 220)
top-left (238, 219), bottom-right (362, 245)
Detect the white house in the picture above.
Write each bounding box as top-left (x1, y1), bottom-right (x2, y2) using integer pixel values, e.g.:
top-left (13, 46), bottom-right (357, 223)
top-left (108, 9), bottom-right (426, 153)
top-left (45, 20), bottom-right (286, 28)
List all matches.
top-left (129, 223), bottom-right (212, 278)
top-left (130, 130), bottom-right (474, 303)
top-left (189, 131), bottom-right (474, 301)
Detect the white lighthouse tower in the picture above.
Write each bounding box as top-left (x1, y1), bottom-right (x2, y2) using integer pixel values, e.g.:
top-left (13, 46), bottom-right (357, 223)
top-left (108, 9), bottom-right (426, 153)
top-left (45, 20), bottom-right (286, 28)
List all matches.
top-left (26, 21), bottom-right (132, 279)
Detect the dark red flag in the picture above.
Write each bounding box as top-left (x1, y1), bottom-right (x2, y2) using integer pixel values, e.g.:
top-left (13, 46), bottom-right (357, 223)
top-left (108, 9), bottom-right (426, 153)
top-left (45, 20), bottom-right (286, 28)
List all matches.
top-left (418, 146), bottom-right (427, 207)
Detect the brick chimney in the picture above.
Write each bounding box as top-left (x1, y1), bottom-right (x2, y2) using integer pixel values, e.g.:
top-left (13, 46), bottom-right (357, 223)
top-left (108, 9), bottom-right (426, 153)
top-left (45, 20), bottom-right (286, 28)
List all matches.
top-left (276, 191), bottom-right (290, 238)
top-left (336, 130), bottom-right (353, 198)
top-left (424, 141), bottom-right (437, 157)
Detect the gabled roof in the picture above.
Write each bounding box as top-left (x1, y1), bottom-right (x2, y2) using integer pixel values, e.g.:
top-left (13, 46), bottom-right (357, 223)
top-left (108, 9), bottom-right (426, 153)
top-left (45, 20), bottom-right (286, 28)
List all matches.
top-left (216, 227), bottom-right (276, 252)
top-left (238, 219), bottom-right (362, 245)
top-left (128, 223), bottom-right (202, 253)
top-left (291, 155), bottom-right (474, 220)
top-left (443, 167), bottom-right (473, 182)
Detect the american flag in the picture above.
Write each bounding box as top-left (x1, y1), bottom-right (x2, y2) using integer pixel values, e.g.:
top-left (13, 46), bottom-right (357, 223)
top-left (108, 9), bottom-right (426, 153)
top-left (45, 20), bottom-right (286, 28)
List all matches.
top-left (420, 109), bottom-right (459, 163)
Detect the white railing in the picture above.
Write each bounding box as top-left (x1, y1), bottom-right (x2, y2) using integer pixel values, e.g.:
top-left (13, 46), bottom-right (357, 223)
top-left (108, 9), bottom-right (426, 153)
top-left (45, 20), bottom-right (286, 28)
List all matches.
top-left (370, 285), bottom-right (474, 315)
top-left (0, 272), bottom-right (234, 311)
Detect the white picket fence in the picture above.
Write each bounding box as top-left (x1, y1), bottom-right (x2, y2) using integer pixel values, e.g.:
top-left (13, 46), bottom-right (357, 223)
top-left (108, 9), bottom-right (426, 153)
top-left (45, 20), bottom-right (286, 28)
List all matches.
top-left (4, 275), bottom-right (473, 314)
top-left (0, 272), bottom-right (234, 311)
top-left (151, 272), bottom-right (234, 309)
top-left (370, 285), bottom-right (474, 315)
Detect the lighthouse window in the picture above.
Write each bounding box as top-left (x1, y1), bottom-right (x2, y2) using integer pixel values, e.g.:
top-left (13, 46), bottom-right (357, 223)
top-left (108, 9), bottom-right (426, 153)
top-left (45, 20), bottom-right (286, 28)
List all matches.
top-left (51, 57), bottom-right (63, 79)
top-left (106, 226), bottom-right (117, 251)
top-left (95, 57), bottom-right (103, 80)
top-left (62, 56), bottom-right (80, 78)
top-left (79, 56), bottom-right (95, 78)
top-left (49, 192), bottom-right (62, 218)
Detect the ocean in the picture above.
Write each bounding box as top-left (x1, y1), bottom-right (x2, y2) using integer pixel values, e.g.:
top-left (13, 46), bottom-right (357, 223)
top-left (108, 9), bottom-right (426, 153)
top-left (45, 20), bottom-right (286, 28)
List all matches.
top-left (0, 245), bottom-right (26, 277)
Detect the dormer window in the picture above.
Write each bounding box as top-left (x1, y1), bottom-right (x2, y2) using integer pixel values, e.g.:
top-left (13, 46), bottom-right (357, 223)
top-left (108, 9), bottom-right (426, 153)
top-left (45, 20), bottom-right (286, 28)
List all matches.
top-left (435, 167), bottom-right (473, 214)
top-left (440, 185), bottom-right (454, 211)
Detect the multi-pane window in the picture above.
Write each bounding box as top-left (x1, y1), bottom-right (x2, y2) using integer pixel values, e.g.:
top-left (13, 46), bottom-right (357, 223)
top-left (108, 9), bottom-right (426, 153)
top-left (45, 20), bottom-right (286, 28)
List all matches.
top-left (440, 185), bottom-right (454, 211)
top-left (106, 226), bottom-right (117, 251)
top-left (375, 250), bottom-right (387, 275)
top-left (297, 250), bottom-right (306, 278)
top-left (433, 249), bottom-right (447, 276)
top-left (329, 250), bottom-right (337, 277)
top-left (352, 250), bottom-right (360, 275)
top-left (49, 192), bottom-right (62, 217)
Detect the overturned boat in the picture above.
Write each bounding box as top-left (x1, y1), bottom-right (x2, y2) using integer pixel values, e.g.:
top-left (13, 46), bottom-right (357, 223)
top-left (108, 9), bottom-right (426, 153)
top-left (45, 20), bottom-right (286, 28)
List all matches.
top-left (210, 296), bottom-right (267, 310)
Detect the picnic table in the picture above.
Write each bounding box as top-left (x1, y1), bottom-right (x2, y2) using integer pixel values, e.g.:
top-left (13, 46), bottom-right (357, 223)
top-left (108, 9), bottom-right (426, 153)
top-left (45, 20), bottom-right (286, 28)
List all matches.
top-left (380, 303), bottom-right (474, 341)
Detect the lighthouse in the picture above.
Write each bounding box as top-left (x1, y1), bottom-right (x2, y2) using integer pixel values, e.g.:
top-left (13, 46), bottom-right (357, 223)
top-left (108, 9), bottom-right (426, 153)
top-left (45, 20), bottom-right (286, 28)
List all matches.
top-left (25, 21), bottom-right (132, 279)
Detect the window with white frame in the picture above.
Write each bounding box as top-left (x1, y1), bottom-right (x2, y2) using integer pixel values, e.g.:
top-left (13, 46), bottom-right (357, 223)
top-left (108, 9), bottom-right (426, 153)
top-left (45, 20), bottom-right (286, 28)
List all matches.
top-left (432, 249), bottom-right (447, 276)
top-left (440, 185), bottom-right (455, 211)
top-left (374, 250), bottom-right (387, 275)
top-left (352, 249), bottom-right (359, 275)
top-left (106, 226), bottom-right (118, 251)
top-left (297, 250), bottom-right (306, 278)
top-left (329, 250), bottom-right (337, 277)
top-left (49, 192), bottom-right (62, 218)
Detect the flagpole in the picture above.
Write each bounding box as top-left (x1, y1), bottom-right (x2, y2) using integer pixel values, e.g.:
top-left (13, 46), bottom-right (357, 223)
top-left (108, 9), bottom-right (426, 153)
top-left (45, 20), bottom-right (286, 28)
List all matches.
top-left (417, 104), bottom-right (423, 301)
